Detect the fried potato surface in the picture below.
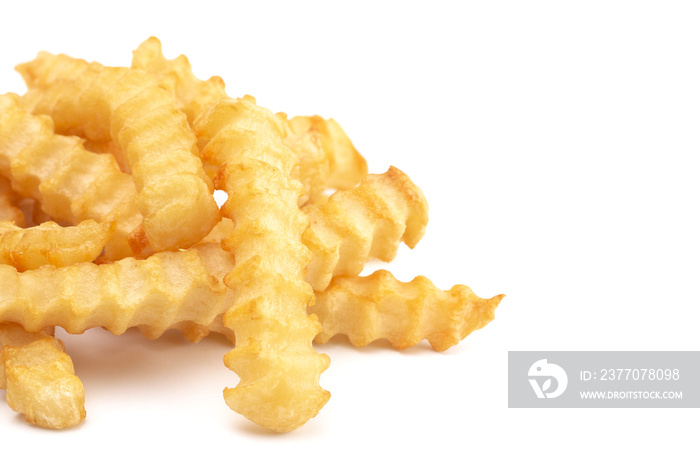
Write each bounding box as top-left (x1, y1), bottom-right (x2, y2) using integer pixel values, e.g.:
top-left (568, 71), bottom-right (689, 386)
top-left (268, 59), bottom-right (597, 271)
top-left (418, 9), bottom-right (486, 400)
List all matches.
top-left (0, 175), bottom-right (25, 226)
top-left (303, 166), bottom-right (429, 291)
top-left (0, 93), bottom-right (141, 259)
top-left (0, 323), bottom-right (85, 429)
top-left (310, 270), bottom-right (504, 351)
top-left (278, 114), bottom-right (330, 206)
top-left (195, 97), bottom-right (330, 433)
top-left (0, 243), bottom-right (235, 339)
top-left (16, 54), bottom-right (220, 251)
top-left (0, 220), bottom-right (113, 271)
top-left (131, 36), bottom-right (227, 125)
top-left (288, 115), bottom-right (368, 190)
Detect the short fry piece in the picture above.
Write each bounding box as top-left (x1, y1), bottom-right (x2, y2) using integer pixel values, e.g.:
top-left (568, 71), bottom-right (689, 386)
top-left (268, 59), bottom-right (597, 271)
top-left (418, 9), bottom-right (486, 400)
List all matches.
top-left (195, 97), bottom-right (330, 433)
top-left (0, 243), bottom-right (235, 339)
top-left (310, 270), bottom-right (505, 351)
top-left (0, 93), bottom-right (141, 260)
top-left (303, 166), bottom-right (429, 291)
top-left (0, 220), bottom-right (113, 271)
top-left (17, 53), bottom-right (220, 251)
top-left (0, 323), bottom-right (85, 429)
top-left (288, 115), bottom-right (367, 190)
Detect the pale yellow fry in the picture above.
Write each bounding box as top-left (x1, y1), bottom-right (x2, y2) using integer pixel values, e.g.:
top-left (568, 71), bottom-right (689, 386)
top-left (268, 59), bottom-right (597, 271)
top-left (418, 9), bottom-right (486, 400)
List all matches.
top-left (0, 323), bottom-right (85, 429)
top-left (0, 220), bottom-right (113, 272)
top-left (16, 53), bottom-right (220, 252)
top-left (310, 270), bottom-right (504, 351)
top-left (195, 97), bottom-right (329, 433)
top-left (0, 93), bottom-right (141, 259)
top-left (131, 36), bottom-right (227, 125)
top-left (303, 166), bottom-right (429, 291)
top-left (0, 243), bottom-right (235, 339)
top-left (288, 115), bottom-right (368, 190)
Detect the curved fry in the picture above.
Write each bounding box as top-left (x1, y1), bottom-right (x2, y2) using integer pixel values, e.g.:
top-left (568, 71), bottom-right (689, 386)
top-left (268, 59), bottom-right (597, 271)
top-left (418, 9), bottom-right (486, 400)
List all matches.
top-left (0, 93), bottom-right (141, 259)
top-left (310, 270), bottom-right (504, 351)
top-left (0, 324), bottom-right (85, 429)
top-left (0, 220), bottom-right (113, 271)
top-left (303, 166), bottom-right (429, 291)
top-left (195, 97), bottom-right (330, 433)
top-left (16, 53), bottom-right (220, 251)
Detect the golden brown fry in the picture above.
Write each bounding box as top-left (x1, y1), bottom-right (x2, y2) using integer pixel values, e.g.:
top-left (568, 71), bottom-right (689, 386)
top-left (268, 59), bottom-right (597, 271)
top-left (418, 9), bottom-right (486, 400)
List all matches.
top-left (303, 166), bottom-right (429, 291)
top-left (0, 220), bottom-right (113, 271)
top-left (287, 115), bottom-right (368, 190)
top-left (131, 36), bottom-right (227, 125)
top-left (0, 243), bottom-right (235, 339)
top-left (16, 53), bottom-right (220, 251)
top-left (0, 323), bottom-right (85, 429)
top-left (195, 97), bottom-right (330, 433)
top-left (310, 270), bottom-right (504, 351)
top-left (0, 93), bottom-right (141, 259)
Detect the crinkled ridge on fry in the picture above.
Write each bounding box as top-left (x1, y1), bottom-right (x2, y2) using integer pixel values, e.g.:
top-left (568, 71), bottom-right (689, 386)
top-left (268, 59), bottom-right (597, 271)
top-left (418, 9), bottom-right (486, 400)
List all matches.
top-left (195, 97), bottom-right (330, 433)
top-left (310, 270), bottom-right (504, 351)
top-left (0, 93), bottom-right (141, 259)
top-left (0, 323), bottom-right (85, 429)
top-left (303, 166), bottom-right (429, 291)
top-left (0, 220), bottom-right (113, 271)
top-left (16, 54), bottom-right (220, 251)
top-left (0, 243), bottom-right (235, 339)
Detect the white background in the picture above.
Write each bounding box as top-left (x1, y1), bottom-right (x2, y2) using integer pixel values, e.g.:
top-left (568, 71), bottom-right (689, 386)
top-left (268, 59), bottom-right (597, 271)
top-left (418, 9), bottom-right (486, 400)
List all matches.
top-left (0, 1), bottom-right (698, 464)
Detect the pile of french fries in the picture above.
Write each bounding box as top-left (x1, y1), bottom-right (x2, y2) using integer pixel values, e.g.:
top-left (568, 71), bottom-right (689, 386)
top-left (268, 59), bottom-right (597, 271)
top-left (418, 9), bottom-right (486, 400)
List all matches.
top-left (0, 38), bottom-right (503, 432)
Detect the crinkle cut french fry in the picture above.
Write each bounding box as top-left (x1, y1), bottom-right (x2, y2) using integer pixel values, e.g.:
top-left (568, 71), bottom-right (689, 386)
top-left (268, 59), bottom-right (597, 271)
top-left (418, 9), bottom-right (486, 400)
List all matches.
top-left (303, 166), bottom-right (429, 291)
top-left (0, 220), bottom-right (113, 272)
top-left (130, 38), bottom-right (337, 207)
top-left (0, 243), bottom-right (235, 339)
top-left (131, 36), bottom-right (227, 125)
top-left (0, 93), bottom-right (141, 259)
top-left (288, 115), bottom-right (368, 190)
top-left (0, 323), bottom-right (85, 429)
top-left (194, 97), bottom-right (330, 433)
top-left (310, 270), bottom-right (505, 351)
top-left (16, 53), bottom-right (220, 251)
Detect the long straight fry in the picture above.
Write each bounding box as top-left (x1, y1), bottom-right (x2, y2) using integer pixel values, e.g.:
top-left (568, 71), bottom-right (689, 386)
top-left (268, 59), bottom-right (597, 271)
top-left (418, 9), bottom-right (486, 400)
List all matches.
top-left (195, 97), bottom-right (330, 433)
